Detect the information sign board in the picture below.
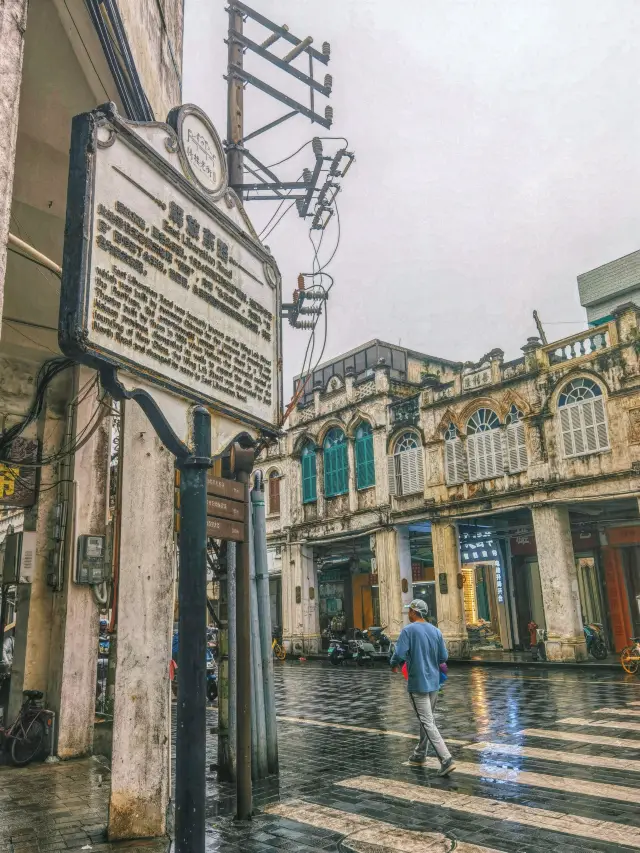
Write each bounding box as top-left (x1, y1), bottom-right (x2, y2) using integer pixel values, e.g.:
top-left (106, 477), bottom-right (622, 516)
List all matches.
top-left (60, 103), bottom-right (281, 433)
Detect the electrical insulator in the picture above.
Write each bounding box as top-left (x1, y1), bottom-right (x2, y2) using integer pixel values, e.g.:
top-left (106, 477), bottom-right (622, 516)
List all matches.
top-left (296, 198), bottom-right (305, 215)
top-left (302, 168), bottom-right (312, 184)
top-left (312, 137), bottom-right (323, 158)
top-left (296, 320), bottom-right (316, 329)
top-left (325, 105), bottom-right (334, 124)
top-left (297, 273), bottom-right (305, 290)
top-left (322, 41), bottom-right (331, 58)
top-left (324, 73), bottom-right (333, 92)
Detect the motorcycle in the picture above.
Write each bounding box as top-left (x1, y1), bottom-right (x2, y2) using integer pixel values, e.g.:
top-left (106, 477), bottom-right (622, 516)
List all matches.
top-left (328, 634), bottom-right (354, 666)
top-left (206, 648), bottom-right (218, 702)
top-left (584, 622), bottom-right (608, 660)
top-left (360, 626), bottom-right (392, 658)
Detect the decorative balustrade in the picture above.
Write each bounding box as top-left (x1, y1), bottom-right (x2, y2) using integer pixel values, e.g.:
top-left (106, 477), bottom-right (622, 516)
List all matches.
top-left (544, 324), bottom-right (613, 367)
top-left (390, 395), bottom-right (420, 426)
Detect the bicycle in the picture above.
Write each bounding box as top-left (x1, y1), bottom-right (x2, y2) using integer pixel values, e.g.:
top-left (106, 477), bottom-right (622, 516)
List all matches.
top-left (621, 637), bottom-right (640, 675)
top-left (0, 690), bottom-right (53, 766)
top-left (272, 636), bottom-right (286, 661)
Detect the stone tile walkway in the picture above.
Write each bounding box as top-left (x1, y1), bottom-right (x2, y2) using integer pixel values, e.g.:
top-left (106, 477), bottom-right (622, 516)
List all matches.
top-left (1, 662), bottom-right (640, 851)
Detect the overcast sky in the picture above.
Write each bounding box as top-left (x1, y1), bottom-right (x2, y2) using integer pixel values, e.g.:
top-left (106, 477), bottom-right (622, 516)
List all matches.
top-left (183, 1), bottom-right (640, 393)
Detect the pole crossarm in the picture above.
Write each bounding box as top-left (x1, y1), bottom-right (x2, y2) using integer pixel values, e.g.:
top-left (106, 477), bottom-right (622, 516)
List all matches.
top-left (228, 1), bottom-right (330, 64)
top-left (229, 30), bottom-right (331, 95)
top-left (228, 66), bottom-right (332, 129)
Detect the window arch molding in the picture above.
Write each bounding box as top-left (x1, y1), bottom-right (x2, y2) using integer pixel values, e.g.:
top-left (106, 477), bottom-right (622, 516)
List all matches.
top-left (554, 375), bottom-right (610, 458)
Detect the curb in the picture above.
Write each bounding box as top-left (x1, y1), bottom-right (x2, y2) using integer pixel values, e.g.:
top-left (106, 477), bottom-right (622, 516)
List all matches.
top-left (282, 655), bottom-right (625, 672)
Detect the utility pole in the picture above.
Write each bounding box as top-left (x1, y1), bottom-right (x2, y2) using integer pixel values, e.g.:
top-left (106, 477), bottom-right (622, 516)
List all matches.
top-left (227, 6), bottom-right (244, 198)
top-left (533, 310), bottom-right (548, 345)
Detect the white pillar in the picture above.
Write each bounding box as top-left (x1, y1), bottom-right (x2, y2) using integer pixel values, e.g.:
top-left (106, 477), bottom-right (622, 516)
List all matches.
top-left (282, 543), bottom-right (319, 655)
top-left (108, 401), bottom-right (175, 840)
top-left (432, 520), bottom-right (469, 658)
top-left (374, 528), bottom-right (407, 640)
top-left (0, 0), bottom-right (29, 326)
top-left (49, 367), bottom-right (110, 758)
top-left (531, 505), bottom-right (587, 662)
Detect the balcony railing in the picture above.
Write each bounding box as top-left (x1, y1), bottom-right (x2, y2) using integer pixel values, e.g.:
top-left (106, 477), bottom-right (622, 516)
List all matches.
top-left (543, 323), bottom-right (615, 367)
top-left (390, 395), bottom-right (420, 426)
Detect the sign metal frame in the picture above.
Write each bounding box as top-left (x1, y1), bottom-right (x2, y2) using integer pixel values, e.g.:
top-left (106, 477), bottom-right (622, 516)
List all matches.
top-left (60, 102), bottom-right (282, 438)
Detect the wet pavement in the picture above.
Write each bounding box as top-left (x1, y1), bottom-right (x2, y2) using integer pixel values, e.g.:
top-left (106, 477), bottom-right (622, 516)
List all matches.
top-left (2, 662), bottom-right (640, 851)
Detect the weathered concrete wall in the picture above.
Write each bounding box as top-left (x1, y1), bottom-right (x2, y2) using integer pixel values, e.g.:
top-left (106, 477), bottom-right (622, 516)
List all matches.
top-left (119, 0), bottom-right (183, 120)
top-left (48, 366), bottom-right (110, 759)
top-left (109, 400), bottom-right (175, 840)
top-left (374, 529), bottom-right (404, 640)
top-left (0, 0), bottom-right (29, 332)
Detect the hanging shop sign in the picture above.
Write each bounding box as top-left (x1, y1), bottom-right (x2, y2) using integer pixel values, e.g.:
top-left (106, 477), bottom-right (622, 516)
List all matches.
top-left (60, 103), bottom-right (282, 435)
top-left (0, 439), bottom-right (39, 507)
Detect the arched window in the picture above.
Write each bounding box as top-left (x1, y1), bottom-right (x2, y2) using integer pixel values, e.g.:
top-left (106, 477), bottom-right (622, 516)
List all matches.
top-left (466, 408), bottom-right (503, 481)
top-left (444, 423), bottom-right (466, 485)
top-left (323, 428), bottom-right (348, 497)
top-left (268, 470), bottom-right (281, 515)
top-left (558, 378), bottom-right (609, 457)
top-left (301, 443), bottom-right (317, 503)
top-left (355, 422), bottom-right (375, 489)
top-left (505, 405), bottom-right (528, 473)
top-left (388, 431), bottom-right (424, 496)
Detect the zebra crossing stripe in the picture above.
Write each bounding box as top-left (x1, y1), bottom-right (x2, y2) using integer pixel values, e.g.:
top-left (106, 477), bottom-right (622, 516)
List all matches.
top-left (594, 707), bottom-right (640, 717)
top-left (276, 715), bottom-right (468, 745)
top-left (405, 757), bottom-right (639, 801)
top-left (557, 716), bottom-right (640, 732)
top-left (338, 776), bottom-right (640, 848)
top-left (466, 740), bottom-right (640, 773)
top-left (264, 799), bottom-right (505, 853)
top-left (520, 727), bottom-right (640, 748)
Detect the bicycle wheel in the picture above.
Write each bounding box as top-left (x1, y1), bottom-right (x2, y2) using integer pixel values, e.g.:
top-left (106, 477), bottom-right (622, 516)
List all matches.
top-left (621, 647), bottom-right (639, 675)
top-left (276, 644), bottom-right (286, 661)
top-left (11, 717), bottom-right (45, 766)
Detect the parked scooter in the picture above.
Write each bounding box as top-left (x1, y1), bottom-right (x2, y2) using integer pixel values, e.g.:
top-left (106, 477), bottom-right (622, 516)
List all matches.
top-left (361, 626), bottom-right (392, 657)
top-left (328, 634), bottom-right (354, 666)
top-left (206, 647), bottom-right (218, 702)
top-left (584, 622), bottom-right (608, 660)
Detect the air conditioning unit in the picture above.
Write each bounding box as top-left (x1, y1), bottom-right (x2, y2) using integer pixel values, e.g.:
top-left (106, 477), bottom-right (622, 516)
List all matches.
top-left (2, 531), bottom-right (36, 584)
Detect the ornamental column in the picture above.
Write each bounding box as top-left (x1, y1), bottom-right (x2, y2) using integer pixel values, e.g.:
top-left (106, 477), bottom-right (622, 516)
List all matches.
top-left (281, 543), bottom-right (320, 655)
top-left (531, 505), bottom-right (587, 662)
top-left (432, 520), bottom-right (469, 658)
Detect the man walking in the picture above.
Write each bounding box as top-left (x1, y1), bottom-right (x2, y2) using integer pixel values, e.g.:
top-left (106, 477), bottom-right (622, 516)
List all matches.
top-left (390, 599), bottom-right (455, 775)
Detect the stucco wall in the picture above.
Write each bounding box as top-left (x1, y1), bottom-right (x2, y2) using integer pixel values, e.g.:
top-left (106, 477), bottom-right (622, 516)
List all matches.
top-left (119, 0), bottom-right (184, 120)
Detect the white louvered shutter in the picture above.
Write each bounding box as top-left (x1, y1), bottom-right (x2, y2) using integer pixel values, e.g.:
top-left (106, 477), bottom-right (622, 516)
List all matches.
top-left (445, 438), bottom-right (467, 484)
top-left (467, 435), bottom-right (479, 481)
top-left (559, 408), bottom-right (574, 457)
top-left (454, 439), bottom-right (467, 482)
top-left (490, 430), bottom-right (504, 476)
top-left (445, 441), bottom-right (456, 484)
top-left (398, 448), bottom-right (424, 495)
top-left (506, 423), bottom-right (527, 473)
top-left (570, 406), bottom-right (585, 455)
top-left (415, 447), bottom-right (425, 491)
top-left (387, 455), bottom-right (398, 496)
top-left (582, 399), bottom-right (598, 453)
top-left (592, 397), bottom-right (609, 450)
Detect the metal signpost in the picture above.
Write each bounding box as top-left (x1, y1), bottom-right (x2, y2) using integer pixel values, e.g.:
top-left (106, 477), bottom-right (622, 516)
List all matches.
top-left (60, 101), bottom-right (281, 850)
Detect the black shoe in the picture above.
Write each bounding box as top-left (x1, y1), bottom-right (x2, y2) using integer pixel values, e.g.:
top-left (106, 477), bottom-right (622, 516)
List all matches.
top-left (437, 758), bottom-right (456, 777)
top-left (408, 756), bottom-right (427, 767)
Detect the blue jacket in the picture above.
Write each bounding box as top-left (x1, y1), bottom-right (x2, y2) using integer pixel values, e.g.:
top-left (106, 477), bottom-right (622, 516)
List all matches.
top-left (390, 620), bottom-right (448, 694)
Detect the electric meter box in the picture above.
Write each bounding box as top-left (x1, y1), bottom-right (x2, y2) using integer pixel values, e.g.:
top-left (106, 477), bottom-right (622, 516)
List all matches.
top-left (2, 531), bottom-right (36, 584)
top-left (75, 534), bottom-right (108, 585)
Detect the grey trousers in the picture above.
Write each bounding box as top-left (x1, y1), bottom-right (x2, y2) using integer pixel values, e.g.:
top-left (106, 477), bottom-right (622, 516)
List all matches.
top-left (409, 691), bottom-right (451, 763)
